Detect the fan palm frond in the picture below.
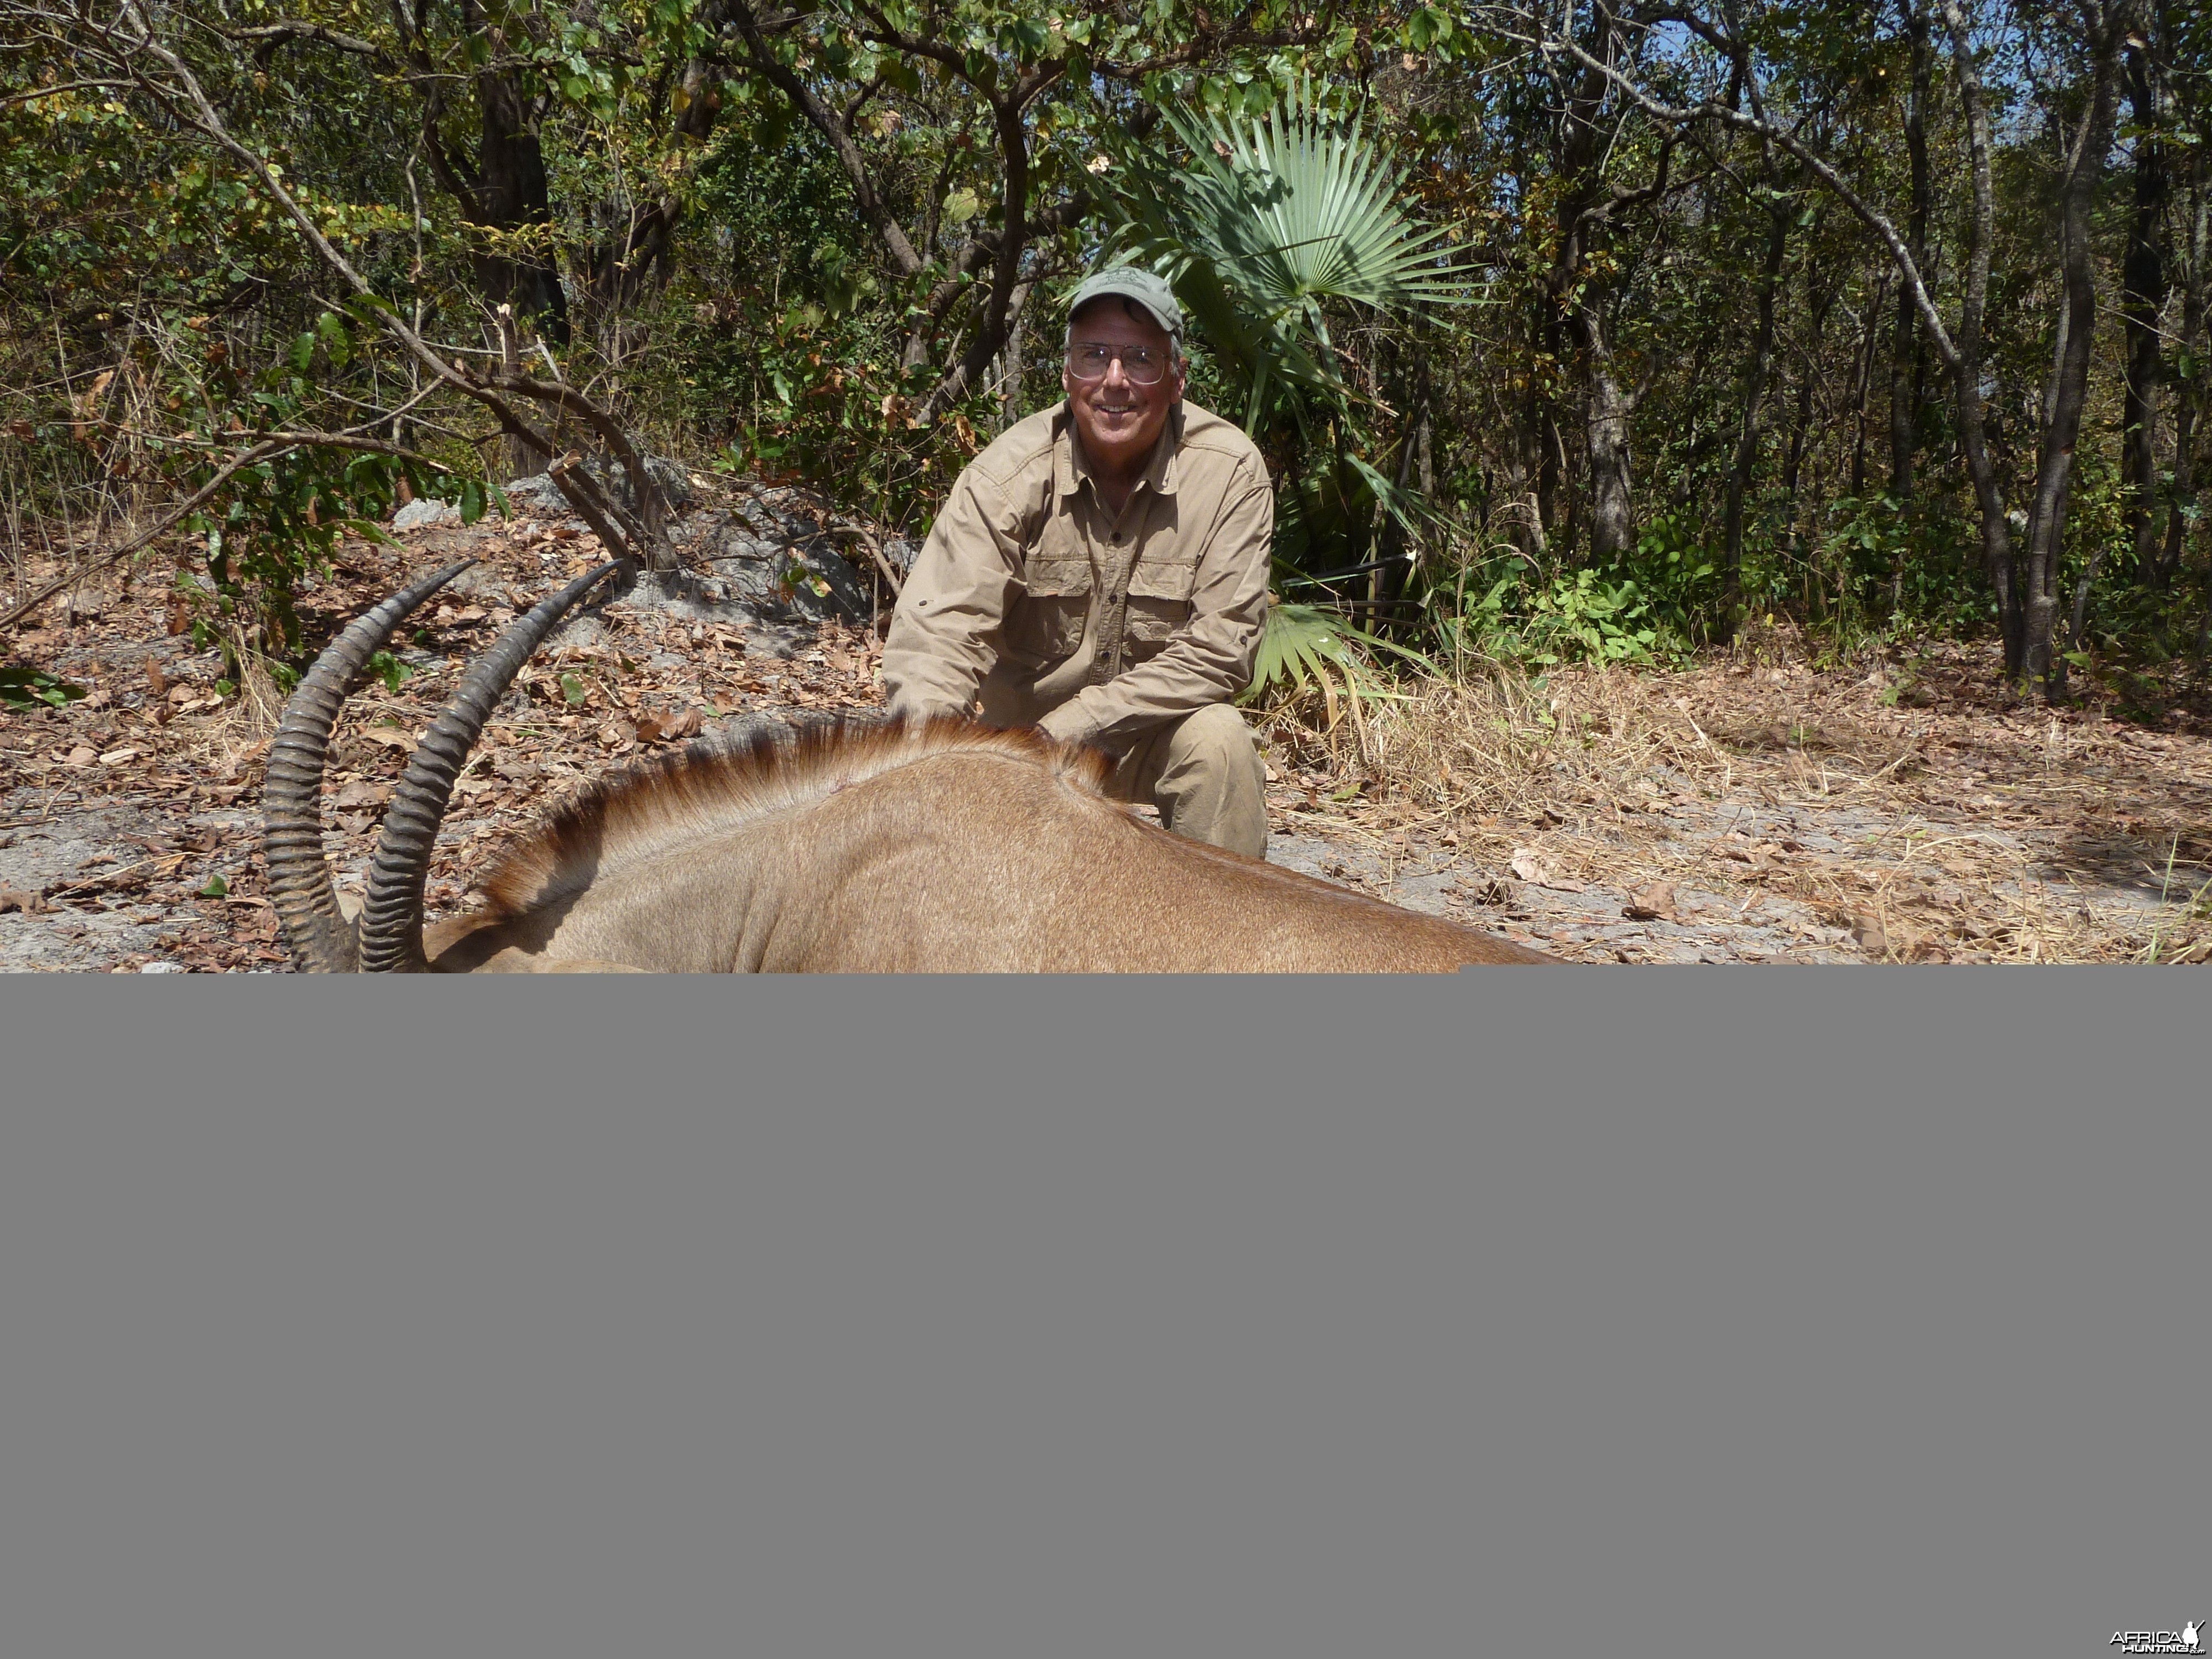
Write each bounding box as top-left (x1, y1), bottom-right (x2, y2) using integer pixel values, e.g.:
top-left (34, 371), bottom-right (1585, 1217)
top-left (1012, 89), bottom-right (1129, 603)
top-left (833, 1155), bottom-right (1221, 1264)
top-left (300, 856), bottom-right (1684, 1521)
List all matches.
top-left (1102, 78), bottom-right (1479, 431)
top-left (1243, 601), bottom-right (1435, 709)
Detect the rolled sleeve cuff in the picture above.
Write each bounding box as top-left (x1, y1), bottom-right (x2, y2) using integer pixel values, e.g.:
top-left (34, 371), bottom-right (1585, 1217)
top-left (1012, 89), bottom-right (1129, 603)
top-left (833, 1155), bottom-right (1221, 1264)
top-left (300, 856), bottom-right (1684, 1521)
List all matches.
top-left (1036, 698), bottom-right (1100, 748)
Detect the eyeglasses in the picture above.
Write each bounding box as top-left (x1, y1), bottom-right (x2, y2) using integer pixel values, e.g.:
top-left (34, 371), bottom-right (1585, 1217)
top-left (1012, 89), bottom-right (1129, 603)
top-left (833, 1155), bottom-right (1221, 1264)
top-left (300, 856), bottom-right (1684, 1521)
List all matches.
top-left (1064, 343), bottom-right (1174, 386)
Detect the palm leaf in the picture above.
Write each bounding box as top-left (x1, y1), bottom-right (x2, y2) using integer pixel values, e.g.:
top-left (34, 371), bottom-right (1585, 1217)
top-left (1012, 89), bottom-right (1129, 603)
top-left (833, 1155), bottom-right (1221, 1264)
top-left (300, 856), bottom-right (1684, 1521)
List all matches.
top-left (1241, 599), bottom-right (1435, 707)
top-left (1101, 77), bottom-right (1479, 431)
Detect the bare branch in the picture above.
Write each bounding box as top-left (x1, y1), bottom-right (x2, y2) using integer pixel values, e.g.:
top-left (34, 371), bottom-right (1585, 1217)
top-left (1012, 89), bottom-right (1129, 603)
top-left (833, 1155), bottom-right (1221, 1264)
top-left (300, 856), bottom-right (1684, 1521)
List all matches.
top-left (729, 0), bottom-right (924, 275)
top-left (226, 20), bottom-right (386, 59)
top-left (1509, 8), bottom-right (1963, 372)
top-left (2, 439), bottom-right (286, 632)
top-left (93, 2), bottom-right (672, 555)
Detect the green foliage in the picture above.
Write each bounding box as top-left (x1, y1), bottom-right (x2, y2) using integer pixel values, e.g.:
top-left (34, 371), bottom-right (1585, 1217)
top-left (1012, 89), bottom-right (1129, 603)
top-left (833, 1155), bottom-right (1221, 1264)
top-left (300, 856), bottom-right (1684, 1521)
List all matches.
top-left (6, 0), bottom-right (2211, 696)
top-left (0, 666), bottom-right (87, 711)
top-left (365, 650), bottom-right (415, 695)
top-left (1103, 76), bottom-right (1476, 430)
top-left (1442, 566), bottom-right (1677, 670)
top-left (1243, 601), bottom-right (1429, 707)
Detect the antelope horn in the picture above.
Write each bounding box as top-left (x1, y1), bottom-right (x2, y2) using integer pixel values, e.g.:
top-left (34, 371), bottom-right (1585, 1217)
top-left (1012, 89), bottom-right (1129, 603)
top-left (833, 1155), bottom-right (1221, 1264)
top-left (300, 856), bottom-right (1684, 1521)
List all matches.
top-left (357, 561), bottom-right (622, 973)
top-left (265, 560), bottom-right (478, 973)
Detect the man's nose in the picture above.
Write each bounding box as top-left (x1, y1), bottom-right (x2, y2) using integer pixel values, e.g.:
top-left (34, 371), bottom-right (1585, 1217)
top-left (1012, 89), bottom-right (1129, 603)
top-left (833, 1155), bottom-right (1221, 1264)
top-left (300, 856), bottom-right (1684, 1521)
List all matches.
top-left (1101, 352), bottom-right (1131, 390)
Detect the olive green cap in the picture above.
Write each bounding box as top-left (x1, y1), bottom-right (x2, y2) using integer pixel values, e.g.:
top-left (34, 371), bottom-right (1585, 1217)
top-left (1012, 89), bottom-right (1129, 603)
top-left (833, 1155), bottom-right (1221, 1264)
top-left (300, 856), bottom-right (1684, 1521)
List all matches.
top-left (1066, 266), bottom-right (1185, 342)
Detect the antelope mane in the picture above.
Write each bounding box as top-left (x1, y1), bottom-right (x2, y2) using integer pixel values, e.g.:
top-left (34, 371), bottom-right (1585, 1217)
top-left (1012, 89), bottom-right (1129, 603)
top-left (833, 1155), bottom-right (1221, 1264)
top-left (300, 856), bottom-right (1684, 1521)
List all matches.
top-left (477, 718), bottom-right (1119, 922)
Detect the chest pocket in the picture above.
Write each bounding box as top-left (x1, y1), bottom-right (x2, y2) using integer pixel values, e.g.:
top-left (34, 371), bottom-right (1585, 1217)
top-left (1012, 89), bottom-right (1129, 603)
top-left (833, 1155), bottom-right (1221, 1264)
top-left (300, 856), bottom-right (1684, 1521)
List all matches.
top-left (1004, 556), bottom-right (1094, 665)
top-left (1123, 560), bottom-right (1197, 659)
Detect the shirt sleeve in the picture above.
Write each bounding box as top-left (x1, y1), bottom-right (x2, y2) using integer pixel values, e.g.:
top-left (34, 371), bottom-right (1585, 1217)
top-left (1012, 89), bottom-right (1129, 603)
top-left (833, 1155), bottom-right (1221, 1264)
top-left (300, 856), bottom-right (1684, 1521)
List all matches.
top-left (1036, 466), bottom-right (1274, 754)
top-left (879, 465), bottom-right (1030, 723)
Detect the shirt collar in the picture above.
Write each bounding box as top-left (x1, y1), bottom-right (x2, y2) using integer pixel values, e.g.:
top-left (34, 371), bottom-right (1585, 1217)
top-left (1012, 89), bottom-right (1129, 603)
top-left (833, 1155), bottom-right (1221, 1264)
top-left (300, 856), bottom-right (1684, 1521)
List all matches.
top-left (1054, 401), bottom-right (1185, 504)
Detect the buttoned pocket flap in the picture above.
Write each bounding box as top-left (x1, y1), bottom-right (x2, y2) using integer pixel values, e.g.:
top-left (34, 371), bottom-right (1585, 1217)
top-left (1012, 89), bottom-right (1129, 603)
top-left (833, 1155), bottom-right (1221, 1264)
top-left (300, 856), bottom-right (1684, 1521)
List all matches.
top-left (1126, 560), bottom-right (1197, 601)
top-left (1023, 557), bottom-right (1094, 598)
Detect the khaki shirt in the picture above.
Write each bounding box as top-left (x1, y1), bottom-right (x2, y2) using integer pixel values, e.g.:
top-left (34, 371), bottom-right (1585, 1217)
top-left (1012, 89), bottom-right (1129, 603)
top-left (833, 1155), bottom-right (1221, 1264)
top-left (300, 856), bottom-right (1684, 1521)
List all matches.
top-left (881, 400), bottom-right (1274, 755)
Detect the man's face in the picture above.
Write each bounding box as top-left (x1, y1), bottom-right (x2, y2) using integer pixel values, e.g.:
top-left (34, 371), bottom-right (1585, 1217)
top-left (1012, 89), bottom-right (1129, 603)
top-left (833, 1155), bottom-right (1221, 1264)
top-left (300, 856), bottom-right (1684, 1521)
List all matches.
top-left (1062, 299), bottom-right (1185, 477)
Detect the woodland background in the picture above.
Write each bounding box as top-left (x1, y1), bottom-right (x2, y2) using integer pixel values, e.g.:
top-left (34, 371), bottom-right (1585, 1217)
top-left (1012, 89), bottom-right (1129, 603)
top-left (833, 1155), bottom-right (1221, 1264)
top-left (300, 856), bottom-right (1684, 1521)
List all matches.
top-left (4, 0), bottom-right (2211, 708)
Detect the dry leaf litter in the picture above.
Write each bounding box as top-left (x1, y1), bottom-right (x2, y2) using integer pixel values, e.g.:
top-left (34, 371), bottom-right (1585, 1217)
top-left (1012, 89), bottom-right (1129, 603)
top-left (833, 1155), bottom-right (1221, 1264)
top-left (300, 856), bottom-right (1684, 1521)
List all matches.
top-left (6, 482), bottom-right (2209, 969)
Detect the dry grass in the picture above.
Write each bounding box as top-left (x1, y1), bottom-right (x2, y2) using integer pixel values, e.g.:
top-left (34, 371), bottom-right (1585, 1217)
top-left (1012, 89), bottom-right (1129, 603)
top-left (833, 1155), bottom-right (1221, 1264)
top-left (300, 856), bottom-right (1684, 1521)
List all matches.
top-left (1258, 636), bottom-right (2212, 964)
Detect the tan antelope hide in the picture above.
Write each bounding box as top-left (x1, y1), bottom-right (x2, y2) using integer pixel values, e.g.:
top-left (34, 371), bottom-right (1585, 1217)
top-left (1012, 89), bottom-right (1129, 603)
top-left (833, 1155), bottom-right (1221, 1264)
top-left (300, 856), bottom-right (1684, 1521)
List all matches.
top-left (264, 563), bottom-right (1554, 971)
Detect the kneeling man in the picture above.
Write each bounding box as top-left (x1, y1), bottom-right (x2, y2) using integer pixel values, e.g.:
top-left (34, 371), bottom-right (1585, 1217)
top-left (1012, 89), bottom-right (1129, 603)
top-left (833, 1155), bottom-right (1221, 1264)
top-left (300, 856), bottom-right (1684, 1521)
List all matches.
top-left (881, 267), bottom-right (1274, 859)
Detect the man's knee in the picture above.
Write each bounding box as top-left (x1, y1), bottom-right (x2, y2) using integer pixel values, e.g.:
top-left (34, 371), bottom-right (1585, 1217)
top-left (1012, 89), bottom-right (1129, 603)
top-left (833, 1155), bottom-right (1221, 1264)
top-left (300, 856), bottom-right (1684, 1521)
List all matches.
top-left (1161, 701), bottom-right (1259, 770)
top-left (1151, 703), bottom-right (1267, 859)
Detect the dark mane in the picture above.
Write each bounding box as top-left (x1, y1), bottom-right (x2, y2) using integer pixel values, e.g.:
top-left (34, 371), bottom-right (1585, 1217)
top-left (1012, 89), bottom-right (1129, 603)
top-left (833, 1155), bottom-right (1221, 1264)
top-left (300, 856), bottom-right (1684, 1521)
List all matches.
top-left (478, 716), bottom-right (1118, 920)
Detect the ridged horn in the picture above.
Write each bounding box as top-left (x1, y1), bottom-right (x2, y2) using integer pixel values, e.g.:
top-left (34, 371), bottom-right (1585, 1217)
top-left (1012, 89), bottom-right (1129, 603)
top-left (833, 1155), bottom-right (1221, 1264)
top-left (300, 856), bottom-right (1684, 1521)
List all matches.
top-left (264, 560), bottom-right (478, 973)
top-left (357, 561), bottom-right (622, 973)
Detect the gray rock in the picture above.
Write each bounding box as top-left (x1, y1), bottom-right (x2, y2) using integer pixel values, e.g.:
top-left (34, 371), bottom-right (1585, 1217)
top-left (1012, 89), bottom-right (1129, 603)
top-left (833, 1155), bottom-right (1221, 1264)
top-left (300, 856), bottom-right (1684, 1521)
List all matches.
top-left (712, 538), bottom-right (870, 623)
top-left (503, 456), bottom-right (696, 520)
top-left (683, 504), bottom-right (871, 624)
top-left (499, 473), bottom-right (571, 515)
top-left (139, 961), bottom-right (186, 974)
top-left (576, 455), bottom-right (696, 514)
top-left (393, 497), bottom-right (460, 530)
top-left (444, 564), bottom-right (524, 603)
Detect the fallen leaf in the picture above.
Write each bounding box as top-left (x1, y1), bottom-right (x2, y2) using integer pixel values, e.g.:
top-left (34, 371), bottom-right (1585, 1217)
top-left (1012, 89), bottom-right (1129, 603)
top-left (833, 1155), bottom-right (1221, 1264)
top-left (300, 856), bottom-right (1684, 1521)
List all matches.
top-left (1624, 882), bottom-right (1678, 922)
top-left (663, 706), bottom-right (704, 740)
top-left (64, 744), bottom-right (97, 768)
top-left (1849, 912), bottom-right (1888, 954)
top-left (145, 658), bottom-right (168, 698)
top-left (1455, 877), bottom-right (1512, 907)
top-left (597, 719), bottom-right (637, 750)
top-left (0, 885), bottom-right (44, 914)
top-left (98, 747), bottom-right (139, 766)
top-left (361, 728), bottom-right (416, 753)
top-left (330, 780), bottom-right (390, 810)
top-left (1508, 847), bottom-right (1585, 893)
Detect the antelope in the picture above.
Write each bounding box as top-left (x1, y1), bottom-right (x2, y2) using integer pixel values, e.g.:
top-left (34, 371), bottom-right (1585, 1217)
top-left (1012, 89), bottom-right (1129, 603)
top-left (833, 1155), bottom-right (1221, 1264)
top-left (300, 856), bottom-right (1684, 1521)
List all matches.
top-left (264, 562), bottom-right (1553, 971)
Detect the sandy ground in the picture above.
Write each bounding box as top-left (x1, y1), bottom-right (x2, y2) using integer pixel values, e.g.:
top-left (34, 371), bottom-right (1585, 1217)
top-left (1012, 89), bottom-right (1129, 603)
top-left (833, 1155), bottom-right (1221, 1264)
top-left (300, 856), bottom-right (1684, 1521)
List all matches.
top-left (6, 495), bottom-right (2210, 970)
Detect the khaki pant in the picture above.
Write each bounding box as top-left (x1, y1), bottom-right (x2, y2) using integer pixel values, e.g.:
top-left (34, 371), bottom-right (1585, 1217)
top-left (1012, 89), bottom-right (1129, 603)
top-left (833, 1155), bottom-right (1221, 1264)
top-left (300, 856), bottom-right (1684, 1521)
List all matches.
top-left (978, 679), bottom-right (1269, 859)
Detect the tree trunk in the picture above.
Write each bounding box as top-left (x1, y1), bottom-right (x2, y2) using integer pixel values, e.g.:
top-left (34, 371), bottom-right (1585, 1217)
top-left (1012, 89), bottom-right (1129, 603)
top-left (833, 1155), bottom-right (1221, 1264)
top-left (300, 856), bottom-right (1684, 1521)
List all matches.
top-left (2117, 39), bottom-right (2169, 589)
top-left (1575, 302), bottom-right (1636, 560)
top-left (467, 19), bottom-right (568, 352)
top-left (2158, 152), bottom-right (2207, 587)
top-left (1849, 274), bottom-right (1887, 497)
top-left (1533, 385), bottom-right (1563, 547)
top-left (2026, 12), bottom-right (2125, 694)
top-left (1538, 4), bottom-right (1640, 563)
top-left (1783, 269), bottom-right (1837, 571)
top-left (580, 57), bottom-right (724, 325)
top-left (1723, 200), bottom-right (1790, 635)
top-left (987, 279), bottom-right (1035, 431)
top-left (1888, 0), bottom-right (1934, 502)
top-left (1937, 0), bottom-right (2016, 672)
